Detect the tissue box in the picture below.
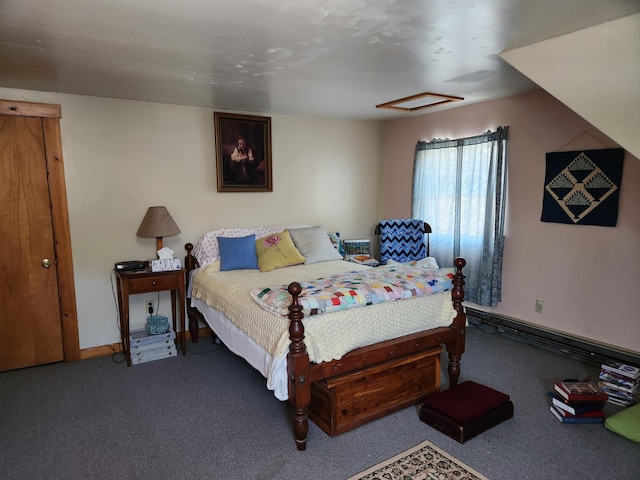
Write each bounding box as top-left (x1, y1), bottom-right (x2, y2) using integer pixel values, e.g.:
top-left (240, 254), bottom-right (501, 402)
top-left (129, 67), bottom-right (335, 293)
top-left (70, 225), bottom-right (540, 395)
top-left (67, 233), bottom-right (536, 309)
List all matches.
top-left (149, 258), bottom-right (181, 272)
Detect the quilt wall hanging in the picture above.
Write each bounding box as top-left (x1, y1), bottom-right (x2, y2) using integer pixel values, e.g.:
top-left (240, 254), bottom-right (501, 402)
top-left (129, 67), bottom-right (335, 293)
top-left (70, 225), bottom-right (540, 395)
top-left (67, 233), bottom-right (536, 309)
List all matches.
top-left (541, 148), bottom-right (624, 226)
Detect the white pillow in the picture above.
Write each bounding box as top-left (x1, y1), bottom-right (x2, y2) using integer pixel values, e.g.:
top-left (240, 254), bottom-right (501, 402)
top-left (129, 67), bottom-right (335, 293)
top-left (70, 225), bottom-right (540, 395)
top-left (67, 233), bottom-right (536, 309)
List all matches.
top-left (288, 226), bottom-right (344, 264)
top-left (384, 257), bottom-right (439, 269)
top-left (416, 257), bottom-right (439, 269)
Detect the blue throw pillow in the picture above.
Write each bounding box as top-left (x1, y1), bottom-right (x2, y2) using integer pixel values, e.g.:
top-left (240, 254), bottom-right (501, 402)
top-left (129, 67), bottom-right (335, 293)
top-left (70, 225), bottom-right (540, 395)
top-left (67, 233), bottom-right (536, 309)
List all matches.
top-left (218, 235), bottom-right (259, 271)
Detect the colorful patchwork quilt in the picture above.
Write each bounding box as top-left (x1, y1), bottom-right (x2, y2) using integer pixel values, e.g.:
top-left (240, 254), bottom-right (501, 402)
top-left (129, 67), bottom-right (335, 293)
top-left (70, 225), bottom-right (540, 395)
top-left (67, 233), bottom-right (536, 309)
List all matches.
top-left (251, 262), bottom-right (455, 317)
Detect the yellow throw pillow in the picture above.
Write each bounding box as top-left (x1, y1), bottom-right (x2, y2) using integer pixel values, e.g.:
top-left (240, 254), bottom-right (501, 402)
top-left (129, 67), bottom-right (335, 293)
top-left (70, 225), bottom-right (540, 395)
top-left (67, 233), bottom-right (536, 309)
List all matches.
top-left (256, 230), bottom-right (306, 272)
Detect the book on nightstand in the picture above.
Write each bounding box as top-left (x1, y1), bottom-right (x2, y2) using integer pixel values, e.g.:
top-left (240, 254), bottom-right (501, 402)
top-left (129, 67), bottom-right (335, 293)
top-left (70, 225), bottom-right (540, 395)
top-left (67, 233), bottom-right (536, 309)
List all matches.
top-left (343, 239), bottom-right (379, 266)
top-left (549, 405), bottom-right (605, 424)
top-left (349, 254), bottom-right (380, 267)
top-left (554, 381), bottom-right (609, 403)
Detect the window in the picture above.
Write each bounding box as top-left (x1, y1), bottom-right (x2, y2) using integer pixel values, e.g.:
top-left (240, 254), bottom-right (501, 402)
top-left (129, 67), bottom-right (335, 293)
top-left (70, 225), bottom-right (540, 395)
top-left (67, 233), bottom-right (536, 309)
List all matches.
top-left (412, 127), bottom-right (508, 306)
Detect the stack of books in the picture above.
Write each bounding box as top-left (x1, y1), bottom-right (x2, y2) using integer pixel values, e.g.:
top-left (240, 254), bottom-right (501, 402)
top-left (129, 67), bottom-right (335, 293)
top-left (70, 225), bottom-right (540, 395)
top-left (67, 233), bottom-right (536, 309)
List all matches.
top-left (129, 328), bottom-right (177, 365)
top-left (344, 238), bottom-right (379, 267)
top-left (349, 254), bottom-right (380, 267)
top-left (598, 360), bottom-right (640, 407)
top-left (549, 381), bottom-right (608, 424)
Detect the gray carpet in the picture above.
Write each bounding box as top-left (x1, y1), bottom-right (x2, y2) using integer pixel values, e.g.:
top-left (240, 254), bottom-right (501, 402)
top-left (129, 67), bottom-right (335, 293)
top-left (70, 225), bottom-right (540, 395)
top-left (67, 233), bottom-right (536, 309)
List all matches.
top-left (1, 326), bottom-right (638, 480)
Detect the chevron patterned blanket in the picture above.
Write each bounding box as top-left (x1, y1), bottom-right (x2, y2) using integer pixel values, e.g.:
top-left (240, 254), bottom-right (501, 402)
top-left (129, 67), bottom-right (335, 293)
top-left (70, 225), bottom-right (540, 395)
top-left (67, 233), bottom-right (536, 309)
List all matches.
top-left (251, 262), bottom-right (455, 317)
top-left (376, 219), bottom-right (427, 263)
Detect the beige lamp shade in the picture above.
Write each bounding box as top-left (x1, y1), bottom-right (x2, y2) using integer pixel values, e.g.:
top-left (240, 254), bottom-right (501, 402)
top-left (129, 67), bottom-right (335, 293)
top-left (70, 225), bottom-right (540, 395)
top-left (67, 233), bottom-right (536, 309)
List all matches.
top-left (136, 206), bottom-right (181, 252)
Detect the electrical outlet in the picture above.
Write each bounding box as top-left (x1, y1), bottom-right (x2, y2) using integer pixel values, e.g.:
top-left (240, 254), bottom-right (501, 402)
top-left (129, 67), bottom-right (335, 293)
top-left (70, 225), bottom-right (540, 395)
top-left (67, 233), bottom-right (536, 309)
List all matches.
top-left (146, 300), bottom-right (155, 315)
top-left (535, 298), bottom-right (544, 313)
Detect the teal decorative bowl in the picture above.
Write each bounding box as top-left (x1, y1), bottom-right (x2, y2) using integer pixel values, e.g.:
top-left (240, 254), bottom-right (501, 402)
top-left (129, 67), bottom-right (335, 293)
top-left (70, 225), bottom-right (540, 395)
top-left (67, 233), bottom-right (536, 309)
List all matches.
top-left (146, 315), bottom-right (169, 335)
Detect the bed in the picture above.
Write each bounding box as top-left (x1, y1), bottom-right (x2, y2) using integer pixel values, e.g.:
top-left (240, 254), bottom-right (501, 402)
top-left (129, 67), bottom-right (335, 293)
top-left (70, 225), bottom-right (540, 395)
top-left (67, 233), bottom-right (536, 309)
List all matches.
top-left (184, 224), bottom-right (467, 450)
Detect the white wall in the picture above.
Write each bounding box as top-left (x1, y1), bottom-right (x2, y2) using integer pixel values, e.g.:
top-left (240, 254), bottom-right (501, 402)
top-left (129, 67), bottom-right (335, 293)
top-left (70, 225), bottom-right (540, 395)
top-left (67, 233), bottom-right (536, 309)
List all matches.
top-left (501, 14), bottom-right (640, 160)
top-left (380, 89), bottom-right (640, 355)
top-left (1, 87), bottom-right (382, 349)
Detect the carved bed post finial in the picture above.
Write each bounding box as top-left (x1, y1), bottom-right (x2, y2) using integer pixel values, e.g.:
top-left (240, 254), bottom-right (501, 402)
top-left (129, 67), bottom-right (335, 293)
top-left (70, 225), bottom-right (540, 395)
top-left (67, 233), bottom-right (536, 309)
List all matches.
top-left (287, 282), bottom-right (311, 450)
top-left (447, 257), bottom-right (466, 386)
top-left (288, 282), bottom-right (305, 355)
top-left (184, 243), bottom-right (195, 271)
top-left (452, 257), bottom-right (466, 314)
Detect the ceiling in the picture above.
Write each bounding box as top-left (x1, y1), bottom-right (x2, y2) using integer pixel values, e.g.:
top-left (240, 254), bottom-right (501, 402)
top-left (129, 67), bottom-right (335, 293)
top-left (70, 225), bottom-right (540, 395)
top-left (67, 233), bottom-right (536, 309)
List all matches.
top-left (0, 0), bottom-right (638, 121)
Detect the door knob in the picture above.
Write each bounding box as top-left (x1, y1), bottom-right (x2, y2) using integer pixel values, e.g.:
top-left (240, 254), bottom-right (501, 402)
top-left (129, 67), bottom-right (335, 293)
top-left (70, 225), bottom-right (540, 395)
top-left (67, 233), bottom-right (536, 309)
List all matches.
top-left (41, 258), bottom-right (52, 268)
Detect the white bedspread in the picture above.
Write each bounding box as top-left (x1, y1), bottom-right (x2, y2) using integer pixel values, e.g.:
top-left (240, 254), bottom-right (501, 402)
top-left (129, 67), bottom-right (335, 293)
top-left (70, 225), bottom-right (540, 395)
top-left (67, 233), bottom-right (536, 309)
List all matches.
top-left (191, 260), bottom-right (456, 364)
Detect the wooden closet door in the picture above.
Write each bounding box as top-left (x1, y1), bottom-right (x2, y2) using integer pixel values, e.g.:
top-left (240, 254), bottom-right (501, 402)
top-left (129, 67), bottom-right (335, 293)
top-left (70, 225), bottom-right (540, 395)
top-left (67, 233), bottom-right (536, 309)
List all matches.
top-left (0, 115), bottom-right (64, 370)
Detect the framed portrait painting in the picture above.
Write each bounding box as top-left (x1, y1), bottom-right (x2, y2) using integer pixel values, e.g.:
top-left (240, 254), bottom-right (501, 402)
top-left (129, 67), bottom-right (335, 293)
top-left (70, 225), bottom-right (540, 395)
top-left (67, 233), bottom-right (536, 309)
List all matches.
top-left (214, 112), bottom-right (273, 192)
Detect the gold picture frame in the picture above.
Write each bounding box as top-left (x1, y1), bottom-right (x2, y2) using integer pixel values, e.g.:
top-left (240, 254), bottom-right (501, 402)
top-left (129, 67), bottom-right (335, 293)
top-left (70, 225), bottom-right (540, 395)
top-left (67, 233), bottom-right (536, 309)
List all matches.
top-left (214, 112), bottom-right (272, 192)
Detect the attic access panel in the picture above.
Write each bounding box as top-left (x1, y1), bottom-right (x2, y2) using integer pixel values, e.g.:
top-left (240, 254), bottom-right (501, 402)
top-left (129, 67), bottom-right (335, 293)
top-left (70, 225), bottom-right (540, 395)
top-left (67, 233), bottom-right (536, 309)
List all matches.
top-left (376, 92), bottom-right (464, 112)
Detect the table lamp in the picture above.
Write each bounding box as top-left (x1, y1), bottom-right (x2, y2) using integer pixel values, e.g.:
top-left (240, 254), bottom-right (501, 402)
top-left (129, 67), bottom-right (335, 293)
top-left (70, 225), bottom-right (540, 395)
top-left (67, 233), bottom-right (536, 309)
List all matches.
top-left (136, 206), bottom-right (181, 254)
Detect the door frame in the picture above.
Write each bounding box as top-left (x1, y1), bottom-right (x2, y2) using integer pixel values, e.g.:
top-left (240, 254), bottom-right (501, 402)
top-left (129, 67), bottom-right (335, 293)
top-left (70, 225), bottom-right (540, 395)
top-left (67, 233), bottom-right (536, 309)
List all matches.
top-left (1, 99), bottom-right (80, 362)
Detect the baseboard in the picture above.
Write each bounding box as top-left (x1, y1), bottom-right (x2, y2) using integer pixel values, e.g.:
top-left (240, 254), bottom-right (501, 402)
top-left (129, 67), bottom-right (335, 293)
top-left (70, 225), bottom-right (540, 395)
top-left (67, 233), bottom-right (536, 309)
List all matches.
top-left (80, 342), bottom-right (121, 360)
top-left (79, 327), bottom-right (212, 360)
top-left (465, 307), bottom-right (640, 367)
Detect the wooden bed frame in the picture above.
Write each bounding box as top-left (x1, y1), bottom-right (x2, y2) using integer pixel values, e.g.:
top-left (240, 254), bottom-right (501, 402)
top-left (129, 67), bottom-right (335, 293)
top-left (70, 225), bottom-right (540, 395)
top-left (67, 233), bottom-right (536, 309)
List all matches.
top-left (184, 243), bottom-right (467, 450)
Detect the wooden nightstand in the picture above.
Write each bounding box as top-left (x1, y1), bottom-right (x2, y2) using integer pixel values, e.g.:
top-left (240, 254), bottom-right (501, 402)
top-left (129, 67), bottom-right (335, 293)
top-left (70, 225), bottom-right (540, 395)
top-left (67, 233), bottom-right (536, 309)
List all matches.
top-left (115, 268), bottom-right (186, 366)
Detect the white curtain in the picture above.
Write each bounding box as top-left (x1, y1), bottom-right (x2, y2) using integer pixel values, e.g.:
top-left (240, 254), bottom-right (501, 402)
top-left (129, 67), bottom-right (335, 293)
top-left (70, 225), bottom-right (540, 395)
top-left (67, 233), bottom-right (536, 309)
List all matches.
top-left (412, 127), bottom-right (508, 306)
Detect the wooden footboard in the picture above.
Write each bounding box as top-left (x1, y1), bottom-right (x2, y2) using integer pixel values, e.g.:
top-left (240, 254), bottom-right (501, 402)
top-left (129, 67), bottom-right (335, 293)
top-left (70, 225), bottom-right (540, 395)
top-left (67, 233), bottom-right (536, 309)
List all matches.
top-left (184, 243), bottom-right (466, 451)
top-left (287, 257), bottom-right (466, 450)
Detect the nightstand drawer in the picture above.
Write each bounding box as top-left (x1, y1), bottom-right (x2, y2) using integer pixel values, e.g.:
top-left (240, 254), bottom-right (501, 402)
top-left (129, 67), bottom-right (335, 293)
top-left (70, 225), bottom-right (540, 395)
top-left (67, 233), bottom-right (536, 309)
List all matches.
top-left (127, 275), bottom-right (180, 294)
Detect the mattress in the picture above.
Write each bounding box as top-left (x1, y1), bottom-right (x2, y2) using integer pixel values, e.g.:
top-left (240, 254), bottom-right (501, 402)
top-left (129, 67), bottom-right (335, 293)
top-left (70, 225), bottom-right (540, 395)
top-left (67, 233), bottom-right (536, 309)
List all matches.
top-left (190, 259), bottom-right (457, 400)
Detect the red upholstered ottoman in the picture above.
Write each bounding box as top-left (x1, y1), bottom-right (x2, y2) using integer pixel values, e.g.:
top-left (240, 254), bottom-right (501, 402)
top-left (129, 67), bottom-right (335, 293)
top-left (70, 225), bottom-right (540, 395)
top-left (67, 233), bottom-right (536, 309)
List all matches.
top-left (419, 380), bottom-right (513, 443)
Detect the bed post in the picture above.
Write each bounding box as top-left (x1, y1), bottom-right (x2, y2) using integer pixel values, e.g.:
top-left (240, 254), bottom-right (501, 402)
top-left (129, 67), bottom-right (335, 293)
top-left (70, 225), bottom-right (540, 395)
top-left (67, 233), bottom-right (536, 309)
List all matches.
top-left (446, 257), bottom-right (466, 386)
top-left (287, 282), bottom-right (311, 451)
top-left (184, 243), bottom-right (200, 343)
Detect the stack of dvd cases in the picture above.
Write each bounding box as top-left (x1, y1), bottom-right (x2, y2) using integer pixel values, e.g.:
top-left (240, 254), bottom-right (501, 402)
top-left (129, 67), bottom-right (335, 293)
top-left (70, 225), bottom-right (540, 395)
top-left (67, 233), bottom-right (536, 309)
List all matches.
top-left (129, 328), bottom-right (177, 365)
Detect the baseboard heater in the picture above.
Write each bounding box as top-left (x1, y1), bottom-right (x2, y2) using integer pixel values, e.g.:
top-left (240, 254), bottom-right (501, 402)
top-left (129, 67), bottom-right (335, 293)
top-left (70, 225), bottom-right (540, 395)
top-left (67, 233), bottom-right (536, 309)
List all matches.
top-left (465, 307), bottom-right (640, 368)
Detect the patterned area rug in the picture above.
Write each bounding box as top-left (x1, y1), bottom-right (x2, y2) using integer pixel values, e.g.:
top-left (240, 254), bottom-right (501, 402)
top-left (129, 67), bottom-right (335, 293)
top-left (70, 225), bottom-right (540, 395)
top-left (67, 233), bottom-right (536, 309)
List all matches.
top-left (348, 440), bottom-right (489, 480)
